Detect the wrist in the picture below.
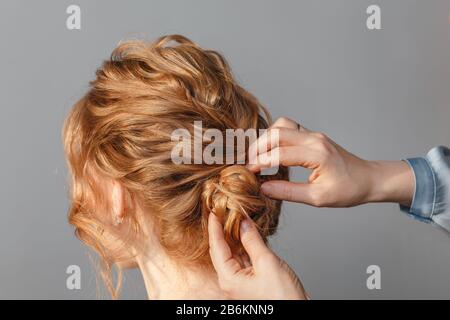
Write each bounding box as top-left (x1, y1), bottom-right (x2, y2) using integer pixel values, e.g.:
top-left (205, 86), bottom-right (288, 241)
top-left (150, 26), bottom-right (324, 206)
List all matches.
top-left (365, 160), bottom-right (414, 205)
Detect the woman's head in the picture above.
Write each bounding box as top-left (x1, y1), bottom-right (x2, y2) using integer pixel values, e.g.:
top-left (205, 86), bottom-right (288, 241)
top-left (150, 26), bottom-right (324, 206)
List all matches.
top-left (63, 34), bottom-right (288, 297)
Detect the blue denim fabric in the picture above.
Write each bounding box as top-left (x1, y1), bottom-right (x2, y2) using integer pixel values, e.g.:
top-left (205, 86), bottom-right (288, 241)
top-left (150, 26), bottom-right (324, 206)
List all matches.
top-left (401, 146), bottom-right (450, 233)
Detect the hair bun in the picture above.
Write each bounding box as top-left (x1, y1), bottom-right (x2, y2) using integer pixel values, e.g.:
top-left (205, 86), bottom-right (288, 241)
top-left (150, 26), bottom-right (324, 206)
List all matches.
top-left (202, 165), bottom-right (274, 244)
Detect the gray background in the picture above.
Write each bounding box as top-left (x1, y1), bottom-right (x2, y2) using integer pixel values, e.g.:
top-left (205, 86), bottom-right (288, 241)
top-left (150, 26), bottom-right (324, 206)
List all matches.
top-left (1, 0), bottom-right (450, 299)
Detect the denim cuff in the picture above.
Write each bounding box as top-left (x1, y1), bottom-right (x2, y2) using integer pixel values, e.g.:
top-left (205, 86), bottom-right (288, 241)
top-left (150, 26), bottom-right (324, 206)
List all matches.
top-left (400, 157), bottom-right (436, 222)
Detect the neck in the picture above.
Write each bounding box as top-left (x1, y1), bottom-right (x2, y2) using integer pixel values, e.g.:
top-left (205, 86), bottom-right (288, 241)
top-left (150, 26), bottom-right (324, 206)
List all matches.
top-left (132, 208), bottom-right (225, 299)
top-left (136, 250), bottom-right (226, 300)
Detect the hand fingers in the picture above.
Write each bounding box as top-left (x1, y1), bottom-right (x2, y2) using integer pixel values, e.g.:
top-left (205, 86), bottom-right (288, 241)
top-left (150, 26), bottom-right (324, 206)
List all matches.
top-left (271, 117), bottom-right (311, 132)
top-left (247, 117), bottom-right (312, 166)
top-left (208, 213), bottom-right (242, 278)
top-left (261, 180), bottom-right (317, 204)
top-left (239, 219), bottom-right (274, 268)
top-left (247, 146), bottom-right (322, 172)
top-left (248, 129), bottom-right (313, 167)
top-left (271, 117), bottom-right (298, 130)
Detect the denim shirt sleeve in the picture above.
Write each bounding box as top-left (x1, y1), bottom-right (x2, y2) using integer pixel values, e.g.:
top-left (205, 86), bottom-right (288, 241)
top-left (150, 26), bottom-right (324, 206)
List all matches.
top-left (400, 146), bottom-right (450, 233)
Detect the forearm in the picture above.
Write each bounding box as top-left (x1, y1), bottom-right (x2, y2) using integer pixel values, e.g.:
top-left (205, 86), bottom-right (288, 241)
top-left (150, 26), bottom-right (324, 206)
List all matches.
top-left (365, 160), bottom-right (415, 206)
top-left (365, 146), bottom-right (450, 234)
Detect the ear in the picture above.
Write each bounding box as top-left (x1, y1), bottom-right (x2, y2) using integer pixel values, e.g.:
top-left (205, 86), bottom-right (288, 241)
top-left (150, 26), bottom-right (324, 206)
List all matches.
top-left (111, 180), bottom-right (125, 226)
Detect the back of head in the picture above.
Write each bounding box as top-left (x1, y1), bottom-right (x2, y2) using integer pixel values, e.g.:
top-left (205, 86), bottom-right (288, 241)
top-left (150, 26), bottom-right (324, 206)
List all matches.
top-left (63, 34), bottom-right (288, 296)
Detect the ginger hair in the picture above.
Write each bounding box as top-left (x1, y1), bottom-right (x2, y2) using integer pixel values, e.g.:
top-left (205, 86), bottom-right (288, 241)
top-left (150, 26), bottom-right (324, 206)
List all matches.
top-left (62, 35), bottom-right (288, 298)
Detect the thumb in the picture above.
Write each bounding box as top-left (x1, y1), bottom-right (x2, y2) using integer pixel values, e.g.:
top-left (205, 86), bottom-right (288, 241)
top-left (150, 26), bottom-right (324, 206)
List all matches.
top-left (261, 180), bottom-right (315, 204)
top-left (240, 219), bottom-right (273, 267)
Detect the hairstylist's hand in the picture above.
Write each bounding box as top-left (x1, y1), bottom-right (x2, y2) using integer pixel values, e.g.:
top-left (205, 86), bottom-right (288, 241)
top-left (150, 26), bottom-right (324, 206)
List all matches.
top-left (247, 117), bottom-right (414, 207)
top-left (208, 213), bottom-right (308, 300)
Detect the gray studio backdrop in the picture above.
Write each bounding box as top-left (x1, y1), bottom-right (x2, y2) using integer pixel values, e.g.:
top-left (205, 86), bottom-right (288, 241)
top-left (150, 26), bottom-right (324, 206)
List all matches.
top-left (1, 0), bottom-right (450, 299)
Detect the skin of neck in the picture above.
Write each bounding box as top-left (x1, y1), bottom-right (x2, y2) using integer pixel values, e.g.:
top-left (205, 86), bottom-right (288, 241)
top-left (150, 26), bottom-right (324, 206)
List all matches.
top-left (130, 206), bottom-right (226, 300)
top-left (136, 251), bottom-right (226, 300)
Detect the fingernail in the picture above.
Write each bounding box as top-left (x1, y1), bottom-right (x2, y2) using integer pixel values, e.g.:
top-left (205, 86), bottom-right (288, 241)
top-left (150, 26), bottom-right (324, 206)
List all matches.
top-left (209, 212), bottom-right (220, 224)
top-left (240, 219), bottom-right (252, 234)
top-left (261, 183), bottom-right (272, 194)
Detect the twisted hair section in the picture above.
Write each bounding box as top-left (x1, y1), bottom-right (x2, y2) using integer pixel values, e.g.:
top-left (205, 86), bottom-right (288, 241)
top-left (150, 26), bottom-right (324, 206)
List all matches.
top-left (202, 166), bottom-right (277, 246)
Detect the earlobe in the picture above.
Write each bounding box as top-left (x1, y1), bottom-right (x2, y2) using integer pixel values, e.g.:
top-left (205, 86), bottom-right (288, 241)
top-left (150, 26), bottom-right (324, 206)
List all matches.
top-left (111, 181), bottom-right (125, 226)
